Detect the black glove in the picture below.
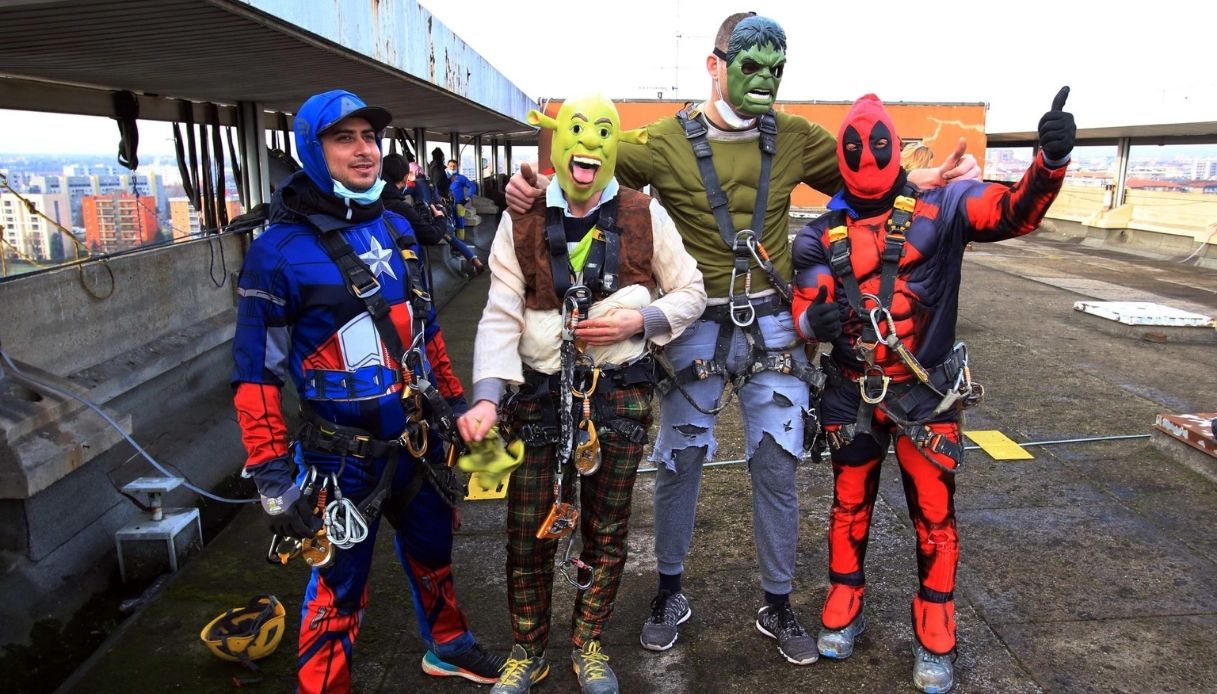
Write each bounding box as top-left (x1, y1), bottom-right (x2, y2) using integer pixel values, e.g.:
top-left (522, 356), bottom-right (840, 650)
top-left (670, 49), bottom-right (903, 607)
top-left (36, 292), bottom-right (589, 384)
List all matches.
top-left (804, 286), bottom-right (842, 343)
top-left (1038, 86), bottom-right (1075, 162)
top-left (250, 457), bottom-right (322, 539)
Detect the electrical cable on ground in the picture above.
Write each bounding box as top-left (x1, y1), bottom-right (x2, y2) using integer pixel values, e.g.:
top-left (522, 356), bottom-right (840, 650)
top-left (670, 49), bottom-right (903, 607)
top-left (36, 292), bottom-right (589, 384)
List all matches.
top-left (636, 433), bottom-right (1153, 474)
top-left (0, 343), bottom-right (257, 505)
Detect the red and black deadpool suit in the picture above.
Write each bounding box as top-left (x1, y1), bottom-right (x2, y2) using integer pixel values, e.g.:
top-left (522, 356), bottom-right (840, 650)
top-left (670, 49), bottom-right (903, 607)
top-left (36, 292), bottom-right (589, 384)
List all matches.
top-left (791, 94), bottom-right (1068, 656)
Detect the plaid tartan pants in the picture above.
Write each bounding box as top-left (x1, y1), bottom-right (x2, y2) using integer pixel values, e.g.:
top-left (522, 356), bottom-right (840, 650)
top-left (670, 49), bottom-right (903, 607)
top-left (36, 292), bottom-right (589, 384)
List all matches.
top-left (505, 382), bottom-right (653, 656)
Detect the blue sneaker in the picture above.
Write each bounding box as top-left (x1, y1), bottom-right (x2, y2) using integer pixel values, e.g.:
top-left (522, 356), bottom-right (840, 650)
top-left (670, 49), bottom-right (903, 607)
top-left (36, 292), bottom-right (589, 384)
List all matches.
top-left (421, 643), bottom-right (506, 684)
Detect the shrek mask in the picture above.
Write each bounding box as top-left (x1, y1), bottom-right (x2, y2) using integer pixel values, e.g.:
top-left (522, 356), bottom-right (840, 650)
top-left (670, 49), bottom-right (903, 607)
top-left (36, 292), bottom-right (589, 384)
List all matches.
top-left (714, 15), bottom-right (787, 124)
top-left (528, 95), bottom-right (645, 207)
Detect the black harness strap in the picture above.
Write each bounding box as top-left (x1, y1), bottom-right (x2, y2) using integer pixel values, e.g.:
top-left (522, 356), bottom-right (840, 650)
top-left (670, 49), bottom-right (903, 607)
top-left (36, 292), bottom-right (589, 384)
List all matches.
top-left (753, 112), bottom-right (778, 235)
top-left (305, 219), bottom-right (461, 504)
top-left (677, 107), bottom-right (777, 249)
top-left (545, 207), bottom-right (574, 300)
top-left (678, 107), bottom-right (790, 306)
top-left (582, 198), bottom-right (620, 295)
top-left (544, 196), bottom-right (622, 302)
top-left (677, 107), bottom-right (739, 250)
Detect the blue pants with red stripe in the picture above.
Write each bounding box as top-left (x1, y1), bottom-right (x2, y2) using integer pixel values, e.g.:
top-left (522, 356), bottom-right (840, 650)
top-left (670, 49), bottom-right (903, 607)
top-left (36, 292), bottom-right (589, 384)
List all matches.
top-left (294, 447), bottom-right (472, 694)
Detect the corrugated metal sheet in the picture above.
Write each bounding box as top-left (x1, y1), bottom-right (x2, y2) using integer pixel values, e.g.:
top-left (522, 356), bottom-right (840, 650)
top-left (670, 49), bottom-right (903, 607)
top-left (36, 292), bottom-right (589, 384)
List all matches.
top-left (0, 0), bottom-right (538, 138)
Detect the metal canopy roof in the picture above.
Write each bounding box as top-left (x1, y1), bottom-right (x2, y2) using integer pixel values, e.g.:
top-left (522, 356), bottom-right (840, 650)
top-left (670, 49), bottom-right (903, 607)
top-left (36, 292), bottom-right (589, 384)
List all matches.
top-left (0, 0), bottom-right (539, 141)
top-left (988, 121), bottom-right (1217, 147)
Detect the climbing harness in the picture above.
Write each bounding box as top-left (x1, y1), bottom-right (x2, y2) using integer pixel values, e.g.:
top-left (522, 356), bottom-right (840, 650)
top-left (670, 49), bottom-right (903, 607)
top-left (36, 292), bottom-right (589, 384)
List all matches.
top-left (267, 218), bottom-right (466, 564)
top-left (820, 187), bottom-right (984, 469)
top-left (677, 105), bottom-right (792, 318)
top-left (654, 294), bottom-right (824, 417)
top-left (657, 106), bottom-right (822, 418)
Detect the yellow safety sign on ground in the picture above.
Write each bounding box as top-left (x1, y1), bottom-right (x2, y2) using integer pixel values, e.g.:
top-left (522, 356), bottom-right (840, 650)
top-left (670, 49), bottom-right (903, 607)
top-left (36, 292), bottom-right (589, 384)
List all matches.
top-left (464, 472), bottom-right (510, 500)
top-left (964, 430), bottom-right (1034, 460)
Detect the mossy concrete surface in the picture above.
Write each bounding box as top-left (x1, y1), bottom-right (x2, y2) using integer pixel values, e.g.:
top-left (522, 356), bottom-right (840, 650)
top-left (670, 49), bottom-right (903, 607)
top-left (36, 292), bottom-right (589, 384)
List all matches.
top-left (64, 226), bottom-right (1217, 693)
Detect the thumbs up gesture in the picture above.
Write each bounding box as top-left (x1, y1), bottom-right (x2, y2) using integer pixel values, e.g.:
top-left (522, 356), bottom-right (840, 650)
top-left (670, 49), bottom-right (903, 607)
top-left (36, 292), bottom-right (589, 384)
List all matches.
top-left (1038, 86), bottom-right (1076, 162)
top-left (804, 286), bottom-right (842, 343)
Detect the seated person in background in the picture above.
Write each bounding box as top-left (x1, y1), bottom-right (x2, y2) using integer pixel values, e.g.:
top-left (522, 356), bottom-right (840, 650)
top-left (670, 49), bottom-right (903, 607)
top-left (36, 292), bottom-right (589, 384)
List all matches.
top-left (382, 154), bottom-right (485, 275)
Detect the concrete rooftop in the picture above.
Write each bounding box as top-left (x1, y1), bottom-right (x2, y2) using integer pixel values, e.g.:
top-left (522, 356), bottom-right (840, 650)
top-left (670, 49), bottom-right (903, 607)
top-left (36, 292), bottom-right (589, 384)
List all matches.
top-left (53, 219), bottom-right (1217, 693)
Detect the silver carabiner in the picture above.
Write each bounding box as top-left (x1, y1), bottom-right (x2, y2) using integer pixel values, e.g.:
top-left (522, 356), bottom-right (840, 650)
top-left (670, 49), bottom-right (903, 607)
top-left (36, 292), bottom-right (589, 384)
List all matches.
top-left (868, 305), bottom-right (898, 347)
top-left (562, 285), bottom-right (592, 340)
top-left (558, 535), bottom-right (595, 590)
top-left (323, 473), bottom-right (369, 550)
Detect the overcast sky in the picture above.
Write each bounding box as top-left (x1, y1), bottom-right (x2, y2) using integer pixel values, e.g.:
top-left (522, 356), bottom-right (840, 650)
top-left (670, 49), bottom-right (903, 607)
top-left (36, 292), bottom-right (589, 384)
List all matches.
top-left (2, 0), bottom-right (1213, 155)
top-left (419, 0), bottom-right (1216, 132)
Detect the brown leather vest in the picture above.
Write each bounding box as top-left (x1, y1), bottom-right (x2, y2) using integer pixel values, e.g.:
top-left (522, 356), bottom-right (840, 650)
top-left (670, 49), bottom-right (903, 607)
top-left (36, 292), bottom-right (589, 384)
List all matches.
top-left (512, 187), bottom-right (657, 310)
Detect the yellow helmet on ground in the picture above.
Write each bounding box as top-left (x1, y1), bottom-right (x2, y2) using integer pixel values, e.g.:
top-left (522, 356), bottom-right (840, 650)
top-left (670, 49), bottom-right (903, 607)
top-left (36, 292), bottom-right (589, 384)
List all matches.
top-left (200, 595), bottom-right (286, 663)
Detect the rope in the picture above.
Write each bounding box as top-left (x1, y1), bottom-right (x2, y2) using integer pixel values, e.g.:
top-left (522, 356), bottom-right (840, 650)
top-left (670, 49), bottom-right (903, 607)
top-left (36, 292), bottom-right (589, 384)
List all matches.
top-left (0, 342), bottom-right (257, 505)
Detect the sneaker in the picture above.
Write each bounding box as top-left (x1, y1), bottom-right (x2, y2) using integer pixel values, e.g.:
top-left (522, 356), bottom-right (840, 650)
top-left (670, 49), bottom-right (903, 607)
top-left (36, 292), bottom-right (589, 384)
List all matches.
top-left (817, 610), bottom-right (866, 660)
top-left (912, 643), bottom-right (957, 694)
top-left (571, 640), bottom-right (618, 694)
top-left (422, 643), bottom-right (508, 684)
top-left (423, 637), bottom-right (508, 681)
top-left (490, 644), bottom-right (550, 694)
top-left (639, 590), bottom-right (691, 651)
top-left (755, 602), bottom-right (819, 665)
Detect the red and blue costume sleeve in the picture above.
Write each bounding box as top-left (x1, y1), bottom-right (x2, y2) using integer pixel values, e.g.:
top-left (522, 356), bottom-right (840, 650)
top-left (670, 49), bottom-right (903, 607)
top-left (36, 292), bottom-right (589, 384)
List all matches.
top-left (231, 238), bottom-right (297, 471)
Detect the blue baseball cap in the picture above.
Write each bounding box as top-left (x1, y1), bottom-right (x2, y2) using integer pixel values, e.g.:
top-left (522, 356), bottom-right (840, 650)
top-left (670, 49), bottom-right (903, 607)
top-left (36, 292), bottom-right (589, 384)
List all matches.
top-left (294, 90), bottom-right (393, 191)
top-left (295, 89), bottom-right (392, 141)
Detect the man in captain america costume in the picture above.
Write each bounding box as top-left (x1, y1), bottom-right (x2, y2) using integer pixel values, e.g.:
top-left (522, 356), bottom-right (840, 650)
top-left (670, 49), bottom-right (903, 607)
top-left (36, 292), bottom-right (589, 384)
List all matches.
top-left (231, 89), bottom-right (504, 693)
top-left (791, 88), bottom-right (1075, 692)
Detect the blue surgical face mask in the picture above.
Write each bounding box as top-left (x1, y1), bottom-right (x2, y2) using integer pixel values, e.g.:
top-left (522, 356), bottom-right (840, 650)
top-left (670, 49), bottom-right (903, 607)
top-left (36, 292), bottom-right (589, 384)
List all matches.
top-left (331, 176), bottom-right (385, 205)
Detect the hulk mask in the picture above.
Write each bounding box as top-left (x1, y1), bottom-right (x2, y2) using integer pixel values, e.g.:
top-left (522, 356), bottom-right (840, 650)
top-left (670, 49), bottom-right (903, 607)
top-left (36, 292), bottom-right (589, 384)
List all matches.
top-left (717, 15), bottom-right (787, 118)
top-left (528, 95), bottom-right (645, 207)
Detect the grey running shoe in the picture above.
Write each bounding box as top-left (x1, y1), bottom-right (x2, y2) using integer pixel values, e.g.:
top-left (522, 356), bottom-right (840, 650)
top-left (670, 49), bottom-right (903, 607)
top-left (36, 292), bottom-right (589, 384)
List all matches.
top-left (571, 640), bottom-right (619, 694)
top-left (817, 610), bottom-right (866, 660)
top-left (640, 590), bottom-right (691, 651)
top-left (912, 643), bottom-right (956, 694)
top-left (755, 602), bottom-right (819, 665)
top-left (490, 644), bottom-right (550, 694)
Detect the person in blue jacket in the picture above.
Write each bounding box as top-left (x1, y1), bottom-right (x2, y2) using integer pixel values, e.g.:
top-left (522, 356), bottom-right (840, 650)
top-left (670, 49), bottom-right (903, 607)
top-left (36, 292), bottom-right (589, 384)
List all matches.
top-left (231, 89), bottom-right (503, 692)
top-left (447, 159), bottom-right (478, 239)
top-left (381, 154), bottom-right (485, 275)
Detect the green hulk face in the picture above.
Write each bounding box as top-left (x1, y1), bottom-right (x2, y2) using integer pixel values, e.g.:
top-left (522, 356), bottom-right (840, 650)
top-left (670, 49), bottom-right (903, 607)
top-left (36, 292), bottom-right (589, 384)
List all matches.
top-left (528, 95), bottom-right (645, 207)
top-left (725, 42), bottom-right (786, 116)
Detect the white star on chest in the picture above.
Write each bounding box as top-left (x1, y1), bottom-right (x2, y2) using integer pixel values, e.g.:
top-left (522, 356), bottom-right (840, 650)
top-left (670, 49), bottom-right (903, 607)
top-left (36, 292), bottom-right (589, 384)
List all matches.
top-left (358, 236), bottom-right (398, 280)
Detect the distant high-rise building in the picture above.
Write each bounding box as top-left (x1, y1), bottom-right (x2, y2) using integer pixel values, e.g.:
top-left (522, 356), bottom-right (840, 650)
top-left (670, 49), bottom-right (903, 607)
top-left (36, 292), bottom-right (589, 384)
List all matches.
top-left (168, 196), bottom-right (243, 240)
top-left (1, 189), bottom-right (73, 262)
top-left (81, 193), bottom-right (159, 253)
top-left (1190, 159), bottom-right (1217, 181)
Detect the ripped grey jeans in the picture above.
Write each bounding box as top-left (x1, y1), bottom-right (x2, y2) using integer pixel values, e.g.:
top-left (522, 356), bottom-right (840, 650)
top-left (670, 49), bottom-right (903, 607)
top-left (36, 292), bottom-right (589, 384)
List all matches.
top-left (649, 307), bottom-right (808, 595)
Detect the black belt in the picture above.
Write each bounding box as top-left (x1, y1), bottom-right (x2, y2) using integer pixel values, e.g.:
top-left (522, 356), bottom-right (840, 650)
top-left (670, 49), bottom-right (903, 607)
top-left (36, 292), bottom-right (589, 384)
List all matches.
top-left (522, 357), bottom-right (655, 396)
top-left (511, 359), bottom-right (654, 446)
top-left (297, 407), bottom-right (405, 459)
top-left (700, 295), bottom-right (786, 324)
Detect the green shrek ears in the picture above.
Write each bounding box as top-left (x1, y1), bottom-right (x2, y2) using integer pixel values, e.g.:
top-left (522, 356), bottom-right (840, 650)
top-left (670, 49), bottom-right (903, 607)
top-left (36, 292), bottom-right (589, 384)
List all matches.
top-left (528, 95), bottom-right (645, 207)
top-left (719, 15), bottom-right (787, 117)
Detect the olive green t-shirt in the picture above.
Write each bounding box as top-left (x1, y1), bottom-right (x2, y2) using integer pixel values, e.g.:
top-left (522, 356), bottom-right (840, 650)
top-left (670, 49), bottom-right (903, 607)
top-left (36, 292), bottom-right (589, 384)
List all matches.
top-left (617, 109), bottom-right (840, 298)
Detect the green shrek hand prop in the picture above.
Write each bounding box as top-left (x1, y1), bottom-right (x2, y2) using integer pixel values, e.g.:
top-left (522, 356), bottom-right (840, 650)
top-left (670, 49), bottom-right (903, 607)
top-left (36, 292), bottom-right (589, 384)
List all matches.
top-left (527, 94), bottom-right (645, 207)
top-left (713, 15), bottom-right (787, 126)
top-left (458, 427), bottom-right (525, 492)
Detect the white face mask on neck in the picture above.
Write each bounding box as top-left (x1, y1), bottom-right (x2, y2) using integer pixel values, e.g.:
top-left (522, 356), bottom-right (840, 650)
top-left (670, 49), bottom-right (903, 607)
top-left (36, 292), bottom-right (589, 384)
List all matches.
top-left (712, 70), bottom-right (757, 130)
